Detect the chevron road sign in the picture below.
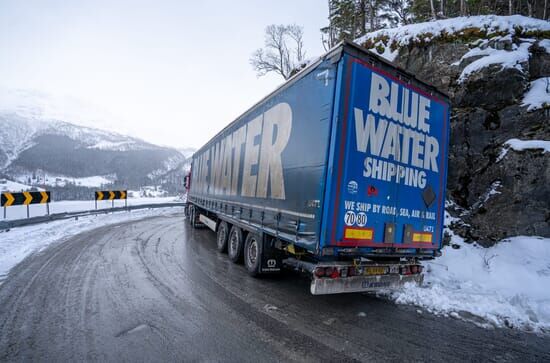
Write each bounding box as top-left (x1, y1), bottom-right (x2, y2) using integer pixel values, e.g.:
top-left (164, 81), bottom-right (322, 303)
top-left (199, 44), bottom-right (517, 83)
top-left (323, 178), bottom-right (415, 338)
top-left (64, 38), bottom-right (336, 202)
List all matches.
top-left (2, 191), bottom-right (51, 218)
top-left (95, 190), bottom-right (128, 209)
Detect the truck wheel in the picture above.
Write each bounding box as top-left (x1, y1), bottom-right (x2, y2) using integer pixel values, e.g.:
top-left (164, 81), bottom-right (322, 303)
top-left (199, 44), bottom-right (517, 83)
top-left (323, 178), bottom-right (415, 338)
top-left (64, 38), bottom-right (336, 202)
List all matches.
top-left (191, 207), bottom-right (199, 229)
top-left (244, 233), bottom-right (261, 277)
top-left (216, 221), bottom-right (229, 252)
top-left (228, 226), bottom-right (244, 263)
top-left (187, 206), bottom-right (194, 224)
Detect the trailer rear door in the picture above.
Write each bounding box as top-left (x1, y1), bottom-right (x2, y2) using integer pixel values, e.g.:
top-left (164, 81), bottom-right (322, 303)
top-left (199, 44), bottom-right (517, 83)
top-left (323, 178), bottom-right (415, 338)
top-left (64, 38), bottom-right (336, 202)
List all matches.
top-left (322, 49), bottom-right (449, 252)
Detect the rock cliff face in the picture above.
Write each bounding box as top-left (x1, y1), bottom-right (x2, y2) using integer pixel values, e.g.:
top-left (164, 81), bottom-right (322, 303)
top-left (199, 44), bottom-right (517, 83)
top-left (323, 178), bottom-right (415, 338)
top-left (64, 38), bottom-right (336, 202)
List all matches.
top-left (358, 16), bottom-right (550, 245)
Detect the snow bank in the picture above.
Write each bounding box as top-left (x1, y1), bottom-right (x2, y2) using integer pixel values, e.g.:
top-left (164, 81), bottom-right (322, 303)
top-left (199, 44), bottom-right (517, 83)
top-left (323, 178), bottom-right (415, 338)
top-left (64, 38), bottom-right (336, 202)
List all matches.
top-left (356, 15), bottom-right (550, 62)
top-left (0, 206), bottom-right (185, 281)
top-left (522, 77), bottom-right (550, 111)
top-left (387, 232), bottom-right (550, 333)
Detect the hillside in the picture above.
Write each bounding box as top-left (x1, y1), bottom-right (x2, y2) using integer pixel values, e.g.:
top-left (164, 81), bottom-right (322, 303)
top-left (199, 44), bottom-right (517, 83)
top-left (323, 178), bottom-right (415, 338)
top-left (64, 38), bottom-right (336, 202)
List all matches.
top-left (357, 15), bottom-right (550, 245)
top-left (0, 111), bottom-right (190, 194)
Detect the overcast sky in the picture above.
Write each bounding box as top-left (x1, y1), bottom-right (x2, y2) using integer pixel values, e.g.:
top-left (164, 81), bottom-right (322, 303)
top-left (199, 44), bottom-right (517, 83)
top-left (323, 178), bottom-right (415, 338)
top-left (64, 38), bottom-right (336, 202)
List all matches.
top-left (0, 0), bottom-right (328, 149)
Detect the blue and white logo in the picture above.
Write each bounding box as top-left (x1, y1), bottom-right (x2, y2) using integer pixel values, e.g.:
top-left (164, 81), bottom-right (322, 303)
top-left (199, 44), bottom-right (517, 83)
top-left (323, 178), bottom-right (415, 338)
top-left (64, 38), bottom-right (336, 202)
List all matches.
top-left (347, 180), bottom-right (358, 194)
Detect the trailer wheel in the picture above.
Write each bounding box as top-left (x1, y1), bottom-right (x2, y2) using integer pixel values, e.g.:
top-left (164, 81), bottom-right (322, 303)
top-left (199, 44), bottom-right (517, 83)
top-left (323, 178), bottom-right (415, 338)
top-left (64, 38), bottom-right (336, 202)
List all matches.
top-left (187, 205), bottom-right (194, 225)
top-left (227, 226), bottom-right (244, 263)
top-left (244, 233), bottom-right (261, 277)
top-left (190, 206), bottom-right (199, 229)
top-left (216, 221), bottom-right (229, 253)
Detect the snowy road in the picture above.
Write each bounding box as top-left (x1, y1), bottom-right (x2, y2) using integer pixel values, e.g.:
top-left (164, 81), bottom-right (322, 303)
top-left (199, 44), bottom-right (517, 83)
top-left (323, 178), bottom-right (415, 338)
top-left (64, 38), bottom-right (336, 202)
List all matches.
top-left (0, 214), bottom-right (549, 362)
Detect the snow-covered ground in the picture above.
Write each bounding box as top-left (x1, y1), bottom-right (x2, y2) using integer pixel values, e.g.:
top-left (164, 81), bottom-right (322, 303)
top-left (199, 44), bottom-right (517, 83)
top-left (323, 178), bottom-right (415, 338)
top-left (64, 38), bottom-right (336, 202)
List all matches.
top-left (0, 179), bottom-right (42, 193)
top-left (2, 196), bottom-right (181, 220)
top-left (0, 206), bottom-right (185, 281)
top-left (385, 225), bottom-right (550, 333)
top-left (12, 174), bottom-right (115, 188)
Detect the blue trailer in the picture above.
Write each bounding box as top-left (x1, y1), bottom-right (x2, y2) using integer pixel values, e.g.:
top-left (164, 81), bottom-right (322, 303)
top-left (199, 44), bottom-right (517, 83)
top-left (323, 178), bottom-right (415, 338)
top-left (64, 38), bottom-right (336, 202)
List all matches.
top-left (186, 41), bottom-right (450, 295)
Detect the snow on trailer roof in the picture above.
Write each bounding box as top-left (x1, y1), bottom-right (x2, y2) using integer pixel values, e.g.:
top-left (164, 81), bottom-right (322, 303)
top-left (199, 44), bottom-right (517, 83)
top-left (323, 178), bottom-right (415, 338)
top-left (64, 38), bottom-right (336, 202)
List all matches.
top-left (192, 40), bottom-right (450, 157)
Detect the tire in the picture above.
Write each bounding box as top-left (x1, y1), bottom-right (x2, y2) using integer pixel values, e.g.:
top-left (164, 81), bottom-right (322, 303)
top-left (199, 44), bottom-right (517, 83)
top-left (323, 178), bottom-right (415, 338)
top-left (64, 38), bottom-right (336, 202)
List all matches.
top-left (216, 221), bottom-right (229, 253)
top-left (244, 233), bottom-right (262, 276)
top-left (187, 205), bottom-right (194, 225)
top-left (191, 207), bottom-right (199, 229)
top-left (227, 226), bottom-right (244, 263)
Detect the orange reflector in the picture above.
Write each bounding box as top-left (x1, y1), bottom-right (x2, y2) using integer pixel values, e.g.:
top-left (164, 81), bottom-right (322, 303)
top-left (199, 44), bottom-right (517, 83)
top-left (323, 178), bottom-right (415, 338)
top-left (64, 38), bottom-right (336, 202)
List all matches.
top-left (344, 227), bottom-right (373, 241)
top-left (412, 232), bottom-right (432, 243)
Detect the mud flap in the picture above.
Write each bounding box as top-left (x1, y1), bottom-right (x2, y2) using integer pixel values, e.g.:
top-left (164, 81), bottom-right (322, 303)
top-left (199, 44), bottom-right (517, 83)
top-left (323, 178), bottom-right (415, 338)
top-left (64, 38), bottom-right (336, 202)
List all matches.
top-left (259, 237), bottom-right (283, 274)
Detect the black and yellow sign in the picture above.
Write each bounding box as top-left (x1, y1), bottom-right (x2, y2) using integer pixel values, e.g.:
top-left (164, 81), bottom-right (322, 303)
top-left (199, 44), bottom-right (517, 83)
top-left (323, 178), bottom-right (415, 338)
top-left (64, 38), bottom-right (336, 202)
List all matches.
top-left (95, 190), bottom-right (127, 201)
top-left (1, 191), bottom-right (51, 207)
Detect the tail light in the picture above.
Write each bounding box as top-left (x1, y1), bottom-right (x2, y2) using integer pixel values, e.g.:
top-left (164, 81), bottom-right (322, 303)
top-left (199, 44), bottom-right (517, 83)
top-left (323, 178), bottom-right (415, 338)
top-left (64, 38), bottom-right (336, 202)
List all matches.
top-left (325, 267), bottom-right (334, 276)
top-left (400, 266), bottom-right (411, 275)
top-left (330, 268), bottom-right (340, 279)
top-left (347, 267), bottom-right (356, 277)
top-left (410, 265), bottom-right (418, 274)
top-left (314, 267), bottom-right (325, 278)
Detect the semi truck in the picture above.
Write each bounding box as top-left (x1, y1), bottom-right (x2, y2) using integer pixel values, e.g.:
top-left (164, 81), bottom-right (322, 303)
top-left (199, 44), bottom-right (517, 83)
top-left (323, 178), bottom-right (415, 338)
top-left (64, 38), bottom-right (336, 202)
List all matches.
top-left (185, 40), bottom-right (450, 295)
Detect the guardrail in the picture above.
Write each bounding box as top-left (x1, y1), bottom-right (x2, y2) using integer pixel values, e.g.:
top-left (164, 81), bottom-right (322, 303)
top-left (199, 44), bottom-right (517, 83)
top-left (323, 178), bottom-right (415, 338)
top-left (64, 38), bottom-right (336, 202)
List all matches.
top-left (0, 202), bottom-right (186, 230)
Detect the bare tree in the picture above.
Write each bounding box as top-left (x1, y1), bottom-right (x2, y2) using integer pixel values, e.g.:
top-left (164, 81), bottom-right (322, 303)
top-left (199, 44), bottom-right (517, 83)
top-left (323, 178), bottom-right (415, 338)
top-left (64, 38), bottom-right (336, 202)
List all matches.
top-left (250, 24), bottom-right (306, 80)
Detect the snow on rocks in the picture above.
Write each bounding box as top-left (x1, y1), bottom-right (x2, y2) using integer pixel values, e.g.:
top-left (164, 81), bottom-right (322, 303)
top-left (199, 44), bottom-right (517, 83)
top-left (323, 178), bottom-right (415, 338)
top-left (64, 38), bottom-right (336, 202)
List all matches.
top-left (505, 138), bottom-right (550, 152)
top-left (458, 42), bottom-right (531, 83)
top-left (356, 15), bottom-right (550, 62)
top-left (539, 39), bottom-right (550, 54)
top-left (521, 77), bottom-right (550, 111)
top-left (497, 138), bottom-right (550, 162)
top-left (388, 234), bottom-right (550, 333)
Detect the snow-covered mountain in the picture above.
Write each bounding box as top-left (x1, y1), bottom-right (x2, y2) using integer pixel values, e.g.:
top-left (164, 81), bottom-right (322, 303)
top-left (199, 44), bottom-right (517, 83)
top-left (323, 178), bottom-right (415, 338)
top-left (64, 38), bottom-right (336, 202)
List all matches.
top-left (0, 107), bottom-right (189, 192)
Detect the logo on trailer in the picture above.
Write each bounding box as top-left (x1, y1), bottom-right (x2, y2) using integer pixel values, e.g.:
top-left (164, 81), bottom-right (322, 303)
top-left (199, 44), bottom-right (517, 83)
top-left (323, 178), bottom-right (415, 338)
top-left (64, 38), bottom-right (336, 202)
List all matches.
top-left (347, 180), bottom-right (358, 194)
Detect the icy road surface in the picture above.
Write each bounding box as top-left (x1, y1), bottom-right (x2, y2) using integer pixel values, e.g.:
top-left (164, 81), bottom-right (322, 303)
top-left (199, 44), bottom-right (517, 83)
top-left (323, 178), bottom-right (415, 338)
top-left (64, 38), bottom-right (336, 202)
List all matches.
top-left (0, 214), bottom-right (549, 362)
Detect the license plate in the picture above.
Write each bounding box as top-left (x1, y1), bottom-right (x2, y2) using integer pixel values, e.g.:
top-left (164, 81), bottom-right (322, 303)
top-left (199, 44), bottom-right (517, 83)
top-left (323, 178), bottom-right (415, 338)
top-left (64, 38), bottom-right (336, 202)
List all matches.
top-left (365, 267), bottom-right (387, 275)
top-left (362, 280), bottom-right (391, 289)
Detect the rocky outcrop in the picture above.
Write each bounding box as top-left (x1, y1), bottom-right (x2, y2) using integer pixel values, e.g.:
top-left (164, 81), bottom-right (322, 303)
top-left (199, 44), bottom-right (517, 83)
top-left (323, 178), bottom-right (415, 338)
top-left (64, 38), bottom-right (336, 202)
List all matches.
top-left (359, 17), bottom-right (550, 245)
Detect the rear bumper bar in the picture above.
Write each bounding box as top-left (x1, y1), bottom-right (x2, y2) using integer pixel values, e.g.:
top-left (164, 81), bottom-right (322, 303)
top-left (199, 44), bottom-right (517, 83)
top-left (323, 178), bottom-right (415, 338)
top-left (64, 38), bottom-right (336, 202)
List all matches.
top-left (310, 273), bottom-right (423, 295)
